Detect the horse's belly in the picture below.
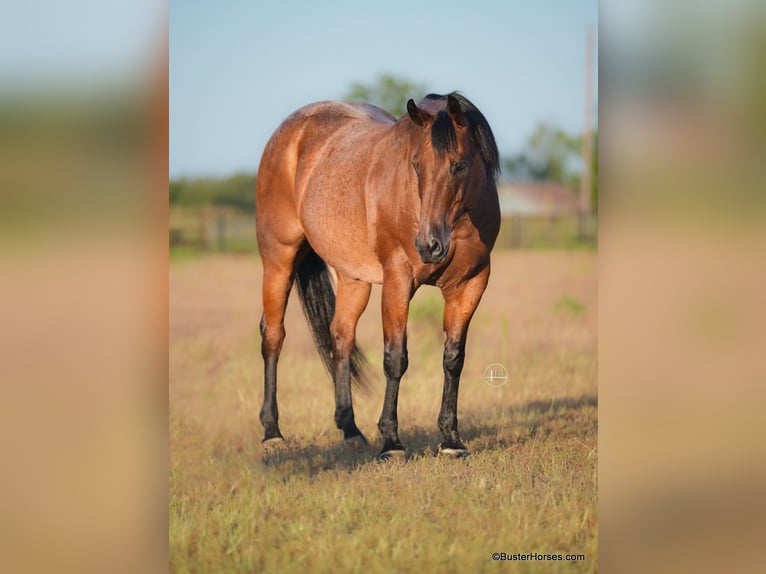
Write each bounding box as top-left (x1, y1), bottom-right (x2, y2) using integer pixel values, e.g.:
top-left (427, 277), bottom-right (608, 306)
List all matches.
top-left (299, 190), bottom-right (383, 284)
top-left (326, 251), bottom-right (383, 285)
top-left (294, 121), bottom-right (388, 284)
top-left (309, 233), bottom-right (383, 284)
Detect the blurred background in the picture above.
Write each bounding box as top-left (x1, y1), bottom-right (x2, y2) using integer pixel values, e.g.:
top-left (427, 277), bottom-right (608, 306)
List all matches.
top-left (0, 2), bottom-right (165, 573)
top-left (600, 1), bottom-right (766, 572)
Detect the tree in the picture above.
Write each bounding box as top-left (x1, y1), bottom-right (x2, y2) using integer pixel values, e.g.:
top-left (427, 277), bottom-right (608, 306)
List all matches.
top-left (344, 73), bottom-right (427, 118)
top-left (525, 122), bottom-right (581, 186)
top-left (168, 173), bottom-right (256, 211)
top-left (503, 122), bottom-right (582, 188)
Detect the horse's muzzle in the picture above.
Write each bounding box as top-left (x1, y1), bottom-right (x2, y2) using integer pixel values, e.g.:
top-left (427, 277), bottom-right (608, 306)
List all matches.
top-left (415, 233), bottom-right (450, 264)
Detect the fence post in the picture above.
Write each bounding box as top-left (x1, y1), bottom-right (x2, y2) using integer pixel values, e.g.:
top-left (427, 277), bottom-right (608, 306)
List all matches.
top-left (198, 207), bottom-right (209, 250)
top-left (217, 213), bottom-right (227, 252)
top-left (511, 214), bottom-right (522, 248)
top-left (577, 211), bottom-right (590, 242)
top-left (546, 213), bottom-right (556, 246)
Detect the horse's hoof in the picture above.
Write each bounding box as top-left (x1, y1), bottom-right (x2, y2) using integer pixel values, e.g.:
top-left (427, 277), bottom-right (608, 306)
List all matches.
top-left (378, 449), bottom-right (406, 461)
top-left (438, 445), bottom-right (469, 458)
top-left (344, 435), bottom-right (368, 449)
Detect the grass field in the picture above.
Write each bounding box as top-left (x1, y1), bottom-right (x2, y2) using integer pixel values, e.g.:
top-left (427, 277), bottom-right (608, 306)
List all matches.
top-left (169, 249), bottom-right (597, 573)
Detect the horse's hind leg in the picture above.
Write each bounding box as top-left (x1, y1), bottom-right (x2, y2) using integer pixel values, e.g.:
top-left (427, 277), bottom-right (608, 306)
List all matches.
top-left (259, 252), bottom-right (299, 442)
top-left (330, 274), bottom-right (371, 443)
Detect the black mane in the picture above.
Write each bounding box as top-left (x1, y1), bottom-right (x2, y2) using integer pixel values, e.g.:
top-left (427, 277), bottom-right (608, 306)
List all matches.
top-left (424, 92), bottom-right (500, 180)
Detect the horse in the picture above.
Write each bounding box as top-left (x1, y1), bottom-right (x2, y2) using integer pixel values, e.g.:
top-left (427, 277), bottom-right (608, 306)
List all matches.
top-left (255, 92), bottom-right (500, 458)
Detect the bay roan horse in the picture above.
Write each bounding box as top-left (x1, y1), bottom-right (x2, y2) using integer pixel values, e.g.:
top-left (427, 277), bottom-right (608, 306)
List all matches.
top-left (255, 92), bottom-right (500, 458)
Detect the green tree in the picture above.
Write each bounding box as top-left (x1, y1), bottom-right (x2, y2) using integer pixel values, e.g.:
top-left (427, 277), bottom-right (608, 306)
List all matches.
top-left (525, 122), bottom-right (581, 186)
top-left (503, 122), bottom-right (585, 190)
top-left (169, 180), bottom-right (184, 204)
top-left (212, 173), bottom-right (256, 211)
top-left (344, 73), bottom-right (427, 118)
top-left (503, 153), bottom-right (538, 181)
top-left (168, 173), bottom-right (256, 211)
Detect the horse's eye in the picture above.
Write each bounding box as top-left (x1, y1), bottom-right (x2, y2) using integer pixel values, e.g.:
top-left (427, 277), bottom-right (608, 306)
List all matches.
top-left (451, 162), bottom-right (466, 175)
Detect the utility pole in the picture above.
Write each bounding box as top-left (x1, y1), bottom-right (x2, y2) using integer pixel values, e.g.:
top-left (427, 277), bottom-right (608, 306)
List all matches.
top-left (579, 26), bottom-right (595, 239)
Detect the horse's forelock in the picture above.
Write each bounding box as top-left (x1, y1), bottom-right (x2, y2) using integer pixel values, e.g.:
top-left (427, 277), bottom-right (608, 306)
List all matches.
top-left (430, 111), bottom-right (457, 157)
top-left (422, 92), bottom-right (500, 180)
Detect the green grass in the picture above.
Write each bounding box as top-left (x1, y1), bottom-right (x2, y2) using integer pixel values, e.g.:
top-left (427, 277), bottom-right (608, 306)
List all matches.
top-left (169, 245), bottom-right (209, 262)
top-left (408, 289), bottom-right (444, 328)
top-left (169, 375), bottom-right (597, 574)
top-left (555, 295), bottom-right (586, 316)
top-left (170, 251), bottom-right (597, 573)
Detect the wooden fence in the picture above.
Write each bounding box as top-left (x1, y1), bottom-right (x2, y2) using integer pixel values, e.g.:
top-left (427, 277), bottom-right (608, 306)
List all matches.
top-left (494, 213), bottom-right (597, 249)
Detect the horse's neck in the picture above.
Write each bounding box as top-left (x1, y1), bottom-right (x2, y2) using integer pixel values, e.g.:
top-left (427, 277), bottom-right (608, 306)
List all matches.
top-left (374, 119), bottom-right (417, 167)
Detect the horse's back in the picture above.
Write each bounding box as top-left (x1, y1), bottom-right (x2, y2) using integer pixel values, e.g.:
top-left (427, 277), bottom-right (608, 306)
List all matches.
top-left (268, 101), bottom-right (393, 150)
top-left (291, 100), bottom-right (395, 128)
top-left (257, 100), bottom-right (393, 192)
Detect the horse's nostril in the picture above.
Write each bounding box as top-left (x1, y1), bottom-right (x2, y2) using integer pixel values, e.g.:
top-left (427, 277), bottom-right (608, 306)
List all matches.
top-left (428, 237), bottom-right (442, 255)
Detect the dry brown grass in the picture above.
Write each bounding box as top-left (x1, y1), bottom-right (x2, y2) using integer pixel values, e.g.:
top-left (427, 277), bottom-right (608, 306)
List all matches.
top-left (170, 250), bottom-right (597, 573)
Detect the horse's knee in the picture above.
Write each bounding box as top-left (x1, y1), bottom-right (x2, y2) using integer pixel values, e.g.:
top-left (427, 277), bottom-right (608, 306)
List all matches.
top-left (383, 339), bottom-right (408, 380)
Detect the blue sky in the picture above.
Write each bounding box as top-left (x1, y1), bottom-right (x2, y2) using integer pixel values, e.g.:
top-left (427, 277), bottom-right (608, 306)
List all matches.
top-left (0, 0), bottom-right (158, 86)
top-left (170, 0), bottom-right (597, 179)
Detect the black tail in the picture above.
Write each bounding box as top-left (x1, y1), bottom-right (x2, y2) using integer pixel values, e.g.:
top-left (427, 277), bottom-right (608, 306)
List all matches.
top-left (295, 249), bottom-right (370, 394)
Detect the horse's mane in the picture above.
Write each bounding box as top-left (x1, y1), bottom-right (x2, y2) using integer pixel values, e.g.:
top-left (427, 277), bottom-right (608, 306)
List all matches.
top-left (424, 92), bottom-right (500, 181)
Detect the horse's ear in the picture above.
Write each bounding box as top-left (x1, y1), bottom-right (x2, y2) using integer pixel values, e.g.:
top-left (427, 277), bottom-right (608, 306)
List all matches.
top-left (407, 99), bottom-right (432, 127)
top-left (447, 94), bottom-right (466, 127)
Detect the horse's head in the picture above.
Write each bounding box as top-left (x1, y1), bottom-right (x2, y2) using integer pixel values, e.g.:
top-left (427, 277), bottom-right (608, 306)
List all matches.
top-left (405, 93), bottom-right (499, 265)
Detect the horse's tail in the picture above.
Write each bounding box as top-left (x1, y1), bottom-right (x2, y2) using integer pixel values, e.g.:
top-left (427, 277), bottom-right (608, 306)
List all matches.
top-left (295, 249), bottom-right (371, 394)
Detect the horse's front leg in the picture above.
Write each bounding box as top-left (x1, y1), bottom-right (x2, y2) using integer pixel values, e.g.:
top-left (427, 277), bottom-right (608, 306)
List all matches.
top-left (377, 268), bottom-right (414, 459)
top-left (438, 267), bottom-right (491, 457)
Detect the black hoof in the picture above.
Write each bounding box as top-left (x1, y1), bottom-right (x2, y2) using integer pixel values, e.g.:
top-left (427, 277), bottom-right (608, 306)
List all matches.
top-left (378, 448), bottom-right (406, 461)
top-left (342, 424), bottom-right (368, 444)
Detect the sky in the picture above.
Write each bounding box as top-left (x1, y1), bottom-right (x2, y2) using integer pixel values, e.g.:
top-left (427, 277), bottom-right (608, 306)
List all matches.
top-left (0, 0), bottom-right (159, 86)
top-left (170, 0), bottom-right (597, 179)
